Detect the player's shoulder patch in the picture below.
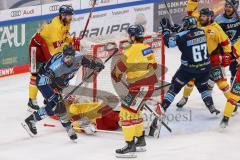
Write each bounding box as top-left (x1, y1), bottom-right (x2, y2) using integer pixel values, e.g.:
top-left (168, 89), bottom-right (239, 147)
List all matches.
top-left (142, 47), bottom-right (154, 56)
top-left (176, 30), bottom-right (190, 38)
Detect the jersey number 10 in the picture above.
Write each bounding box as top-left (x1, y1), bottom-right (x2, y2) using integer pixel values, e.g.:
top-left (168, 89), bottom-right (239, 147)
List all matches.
top-left (192, 44), bottom-right (208, 63)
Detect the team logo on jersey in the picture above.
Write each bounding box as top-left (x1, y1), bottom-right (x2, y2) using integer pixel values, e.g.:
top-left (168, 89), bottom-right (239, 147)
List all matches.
top-left (207, 29), bottom-right (215, 35)
top-left (226, 30), bottom-right (237, 41)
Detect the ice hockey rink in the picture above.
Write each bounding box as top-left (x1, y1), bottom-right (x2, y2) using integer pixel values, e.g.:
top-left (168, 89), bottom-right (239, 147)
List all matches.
top-left (0, 47), bottom-right (240, 160)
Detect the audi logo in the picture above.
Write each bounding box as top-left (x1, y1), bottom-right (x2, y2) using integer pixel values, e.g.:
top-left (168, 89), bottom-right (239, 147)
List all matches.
top-left (49, 5), bottom-right (60, 11)
top-left (11, 10), bottom-right (21, 17)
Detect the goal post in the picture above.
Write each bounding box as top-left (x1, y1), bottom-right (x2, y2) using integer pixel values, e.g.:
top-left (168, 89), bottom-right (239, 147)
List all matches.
top-left (73, 33), bottom-right (166, 111)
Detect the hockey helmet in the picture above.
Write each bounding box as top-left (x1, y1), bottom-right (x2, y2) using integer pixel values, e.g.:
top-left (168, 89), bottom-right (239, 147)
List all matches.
top-left (59, 5), bottom-right (74, 15)
top-left (182, 16), bottom-right (197, 30)
top-left (127, 25), bottom-right (145, 38)
top-left (200, 8), bottom-right (214, 17)
top-left (226, 0), bottom-right (239, 9)
top-left (63, 45), bottom-right (76, 57)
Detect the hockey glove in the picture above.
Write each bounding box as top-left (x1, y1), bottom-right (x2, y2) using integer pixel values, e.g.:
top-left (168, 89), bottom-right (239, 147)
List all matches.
top-left (160, 17), bottom-right (171, 34)
top-left (91, 61), bottom-right (105, 72)
top-left (171, 24), bottom-right (182, 33)
top-left (222, 54), bottom-right (232, 67)
top-left (73, 36), bottom-right (80, 51)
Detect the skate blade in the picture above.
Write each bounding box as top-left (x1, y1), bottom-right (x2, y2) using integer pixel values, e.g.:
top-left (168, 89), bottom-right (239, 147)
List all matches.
top-left (218, 124), bottom-right (227, 132)
top-left (21, 122), bottom-right (35, 137)
top-left (115, 152), bottom-right (137, 158)
top-left (136, 146), bottom-right (147, 152)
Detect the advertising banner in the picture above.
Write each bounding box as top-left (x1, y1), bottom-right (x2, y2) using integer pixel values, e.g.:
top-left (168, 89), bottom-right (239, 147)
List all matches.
top-left (0, 20), bottom-right (45, 77)
top-left (0, 5), bottom-right (42, 22)
top-left (0, 0), bottom-right (231, 77)
top-left (71, 3), bottom-right (154, 38)
top-left (41, 0), bottom-right (81, 15)
top-left (153, 0), bottom-right (226, 32)
top-left (80, 0), bottom-right (118, 9)
top-left (0, 2), bottom-right (154, 77)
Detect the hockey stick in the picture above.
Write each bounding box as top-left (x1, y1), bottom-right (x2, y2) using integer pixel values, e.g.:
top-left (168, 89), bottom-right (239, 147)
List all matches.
top-left (64, 48), bottom-right (118, 100)
top-left (163, 0), bottom-right (175, 26)
top-left (120, 80), bottom-right (172, 133)
top-left (144, 104), bottom-right (172, 133)
top-left (80, 0), bottom-right (97, 40)
top-left (225, 0), bottom-right (240, 21)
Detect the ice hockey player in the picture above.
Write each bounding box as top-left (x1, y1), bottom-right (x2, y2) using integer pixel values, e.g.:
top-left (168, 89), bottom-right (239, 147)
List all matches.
top-left (28, 5), bottom-right (80, 111)
top-left (214, 0), bottom-right (240, 117)
top-left (217, 0), bottom-right (240, 128)
top-left (220, 40), bottom-right (240, 128)
top-left (176, 0), bottom-right (232, 110)
top-left (111, 24), bottom-right (158, 158)
top-left (215, 0), bottom-right (240, 85)
top-left (21, 45), bottom-right (104, 141)
top-left (160, 16), bottom-right (218, 114)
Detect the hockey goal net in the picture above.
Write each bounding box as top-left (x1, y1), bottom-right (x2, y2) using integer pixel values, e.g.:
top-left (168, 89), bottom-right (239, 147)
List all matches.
top-left (68, 33), bottom-right (166, 111)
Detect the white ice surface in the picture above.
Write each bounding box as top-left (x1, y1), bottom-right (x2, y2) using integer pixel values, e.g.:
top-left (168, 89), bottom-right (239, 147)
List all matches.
top-left (0, 48), bottom-right (240, 160)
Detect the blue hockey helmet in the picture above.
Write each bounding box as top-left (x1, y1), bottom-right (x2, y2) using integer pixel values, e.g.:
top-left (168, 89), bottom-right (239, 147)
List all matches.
top-left (182, 16), bottom-right (197, 30)
top-left (127, 25), bottom-right (145, 38)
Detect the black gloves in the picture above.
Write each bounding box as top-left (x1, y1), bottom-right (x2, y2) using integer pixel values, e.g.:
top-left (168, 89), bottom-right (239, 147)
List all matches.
top-left (160, 17), bottom-right (172, 34)
top-left (160, 17), bottom-right (182, 33)
top-left (91, 61), bottom-right (105, 72)
top-left (171, 24), bottom-right (182, 33)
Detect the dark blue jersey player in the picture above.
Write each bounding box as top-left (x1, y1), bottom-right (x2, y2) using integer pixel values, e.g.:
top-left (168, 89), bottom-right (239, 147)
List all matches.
top-left (21, 45), bottom-right (104, 141)
top-left (160, 16), bottom-right (220, 115)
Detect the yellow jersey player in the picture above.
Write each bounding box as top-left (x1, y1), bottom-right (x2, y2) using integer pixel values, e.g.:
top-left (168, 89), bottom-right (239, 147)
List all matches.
top-left (176, 0), bottom-right (232, 111)
top-left (219, 0), bottom-right (240, 128)
top-left (28, 5), bottom-right (80, 111)
top-left (111, 25), bottom-right (158, 158)
top-left (221, 40), bottom-right (240, 128)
